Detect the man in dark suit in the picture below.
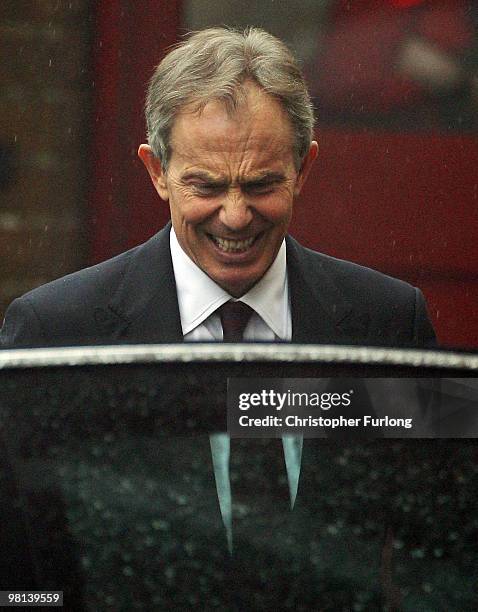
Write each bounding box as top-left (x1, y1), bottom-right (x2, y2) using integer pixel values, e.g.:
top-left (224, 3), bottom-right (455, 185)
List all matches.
top-left (0, 26), bottom-right (436, 525)
top-left (1, 27), bottom-right (435, 349)
top-left (0, 24), bottom-right (436, 536)
top-left (0, 28), bottom-right (438, 606)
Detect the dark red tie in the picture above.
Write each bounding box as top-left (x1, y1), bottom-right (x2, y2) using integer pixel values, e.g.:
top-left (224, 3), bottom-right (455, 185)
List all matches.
top-left (219, 301), bottom-right (253, 342)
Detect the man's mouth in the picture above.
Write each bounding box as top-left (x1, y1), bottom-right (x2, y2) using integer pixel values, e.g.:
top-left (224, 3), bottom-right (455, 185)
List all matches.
top-left (208, 234), bottom-right (259, 253)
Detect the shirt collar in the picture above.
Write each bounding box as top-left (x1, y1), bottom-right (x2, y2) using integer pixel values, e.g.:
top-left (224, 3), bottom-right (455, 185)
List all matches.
top-left (170, 227), bottom-right (289, 339)
top-left (239, 241), bottom-right (288, 339)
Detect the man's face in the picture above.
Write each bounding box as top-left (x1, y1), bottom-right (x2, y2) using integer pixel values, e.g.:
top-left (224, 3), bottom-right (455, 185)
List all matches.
top-left (139, 82), bottom-right (317, 297)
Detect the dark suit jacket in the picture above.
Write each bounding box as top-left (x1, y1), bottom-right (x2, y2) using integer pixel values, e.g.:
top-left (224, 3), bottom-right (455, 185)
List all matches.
top-left (1, 223), bottom-right (435, 348)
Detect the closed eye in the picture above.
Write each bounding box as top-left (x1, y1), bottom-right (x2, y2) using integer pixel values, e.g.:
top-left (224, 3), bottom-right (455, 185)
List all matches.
top-left (243, 181), bottom-right (278, 195)
top-left (191, 183), bottom-right (226, 196)
top-left (188, 177), bottom-right (282, 196)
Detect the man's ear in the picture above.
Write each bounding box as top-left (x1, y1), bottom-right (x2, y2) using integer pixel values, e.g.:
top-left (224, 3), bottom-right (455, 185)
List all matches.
top-left (138, 144), bottom-right (169, 201)
top-left (293, 140), bottom-right (319, 197)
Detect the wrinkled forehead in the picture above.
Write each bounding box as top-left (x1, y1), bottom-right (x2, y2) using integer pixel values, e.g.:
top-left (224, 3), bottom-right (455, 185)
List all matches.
top-left (169, 82), bottom-right (295, 162)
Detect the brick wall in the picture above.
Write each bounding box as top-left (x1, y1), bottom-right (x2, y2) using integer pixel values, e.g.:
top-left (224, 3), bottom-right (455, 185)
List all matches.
top-left (0, 0), bottom-right (92, 319)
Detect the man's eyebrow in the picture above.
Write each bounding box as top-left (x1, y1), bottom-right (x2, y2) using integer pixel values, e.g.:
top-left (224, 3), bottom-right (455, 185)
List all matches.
top-left (180, 170), bottom-right (287, 185)
top-left (181, 171), bottom-right (226, 184)
top-left (240, 172), bottom-right (286, 185)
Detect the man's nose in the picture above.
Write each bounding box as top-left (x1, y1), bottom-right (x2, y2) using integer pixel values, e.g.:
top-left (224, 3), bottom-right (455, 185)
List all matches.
top-left (218, 190), bottom-right (253, 230)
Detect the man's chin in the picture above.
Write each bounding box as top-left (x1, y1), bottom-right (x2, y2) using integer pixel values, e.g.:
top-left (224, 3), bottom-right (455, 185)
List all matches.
top-left (210, 272), bottom-right (260, 298)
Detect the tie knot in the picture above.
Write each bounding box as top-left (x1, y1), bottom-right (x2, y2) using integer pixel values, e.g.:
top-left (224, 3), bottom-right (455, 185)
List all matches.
top-left (219, 301), bottom-right (253, 342)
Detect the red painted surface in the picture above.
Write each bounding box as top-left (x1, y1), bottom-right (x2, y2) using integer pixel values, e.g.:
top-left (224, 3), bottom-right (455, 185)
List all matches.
top-left (391, 1), bottom-right (424, 8)
top-left (90, 1), bottom-right (180, 261)
top-left (290, 129), bottom-right (478, 347)
top-left (89, 1), bottom-right (124, 259)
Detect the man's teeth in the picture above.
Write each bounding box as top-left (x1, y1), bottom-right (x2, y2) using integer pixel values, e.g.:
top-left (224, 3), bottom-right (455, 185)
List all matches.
top-left (212, 235), bottom-right (255, 252)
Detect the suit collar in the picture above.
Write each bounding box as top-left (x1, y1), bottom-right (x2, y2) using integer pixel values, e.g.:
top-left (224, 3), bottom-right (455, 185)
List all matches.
top-left (107, 223), bottom-right (183, 343)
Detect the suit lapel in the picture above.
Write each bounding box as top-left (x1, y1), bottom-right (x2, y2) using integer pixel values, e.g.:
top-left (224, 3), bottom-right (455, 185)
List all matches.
top-left (107, 223), bottom-right (183, 343)
top-left (286, 236), bottom-right (369, 344)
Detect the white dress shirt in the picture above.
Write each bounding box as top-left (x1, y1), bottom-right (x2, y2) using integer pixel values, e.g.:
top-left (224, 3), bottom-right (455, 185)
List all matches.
top-left (170, 228), bottom-right (302, 551)
top-left (170, 227), bottom-right (291, 341)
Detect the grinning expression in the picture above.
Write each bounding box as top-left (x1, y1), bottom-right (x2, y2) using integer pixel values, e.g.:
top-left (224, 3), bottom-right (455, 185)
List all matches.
top-left (139, 81), bottom-right (317, 297)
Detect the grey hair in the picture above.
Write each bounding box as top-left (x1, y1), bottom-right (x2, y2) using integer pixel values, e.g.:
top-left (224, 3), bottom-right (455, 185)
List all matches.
top-left (145, 27), bottom-right (315, 170)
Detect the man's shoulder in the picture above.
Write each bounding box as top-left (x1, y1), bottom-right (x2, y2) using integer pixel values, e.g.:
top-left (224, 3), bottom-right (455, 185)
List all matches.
top-left (286, 236), bottom-right (436, 347)
top-left (287, 236), bottom-right (415, 298)
top-left (1, 227), bottom-right (172, 347)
